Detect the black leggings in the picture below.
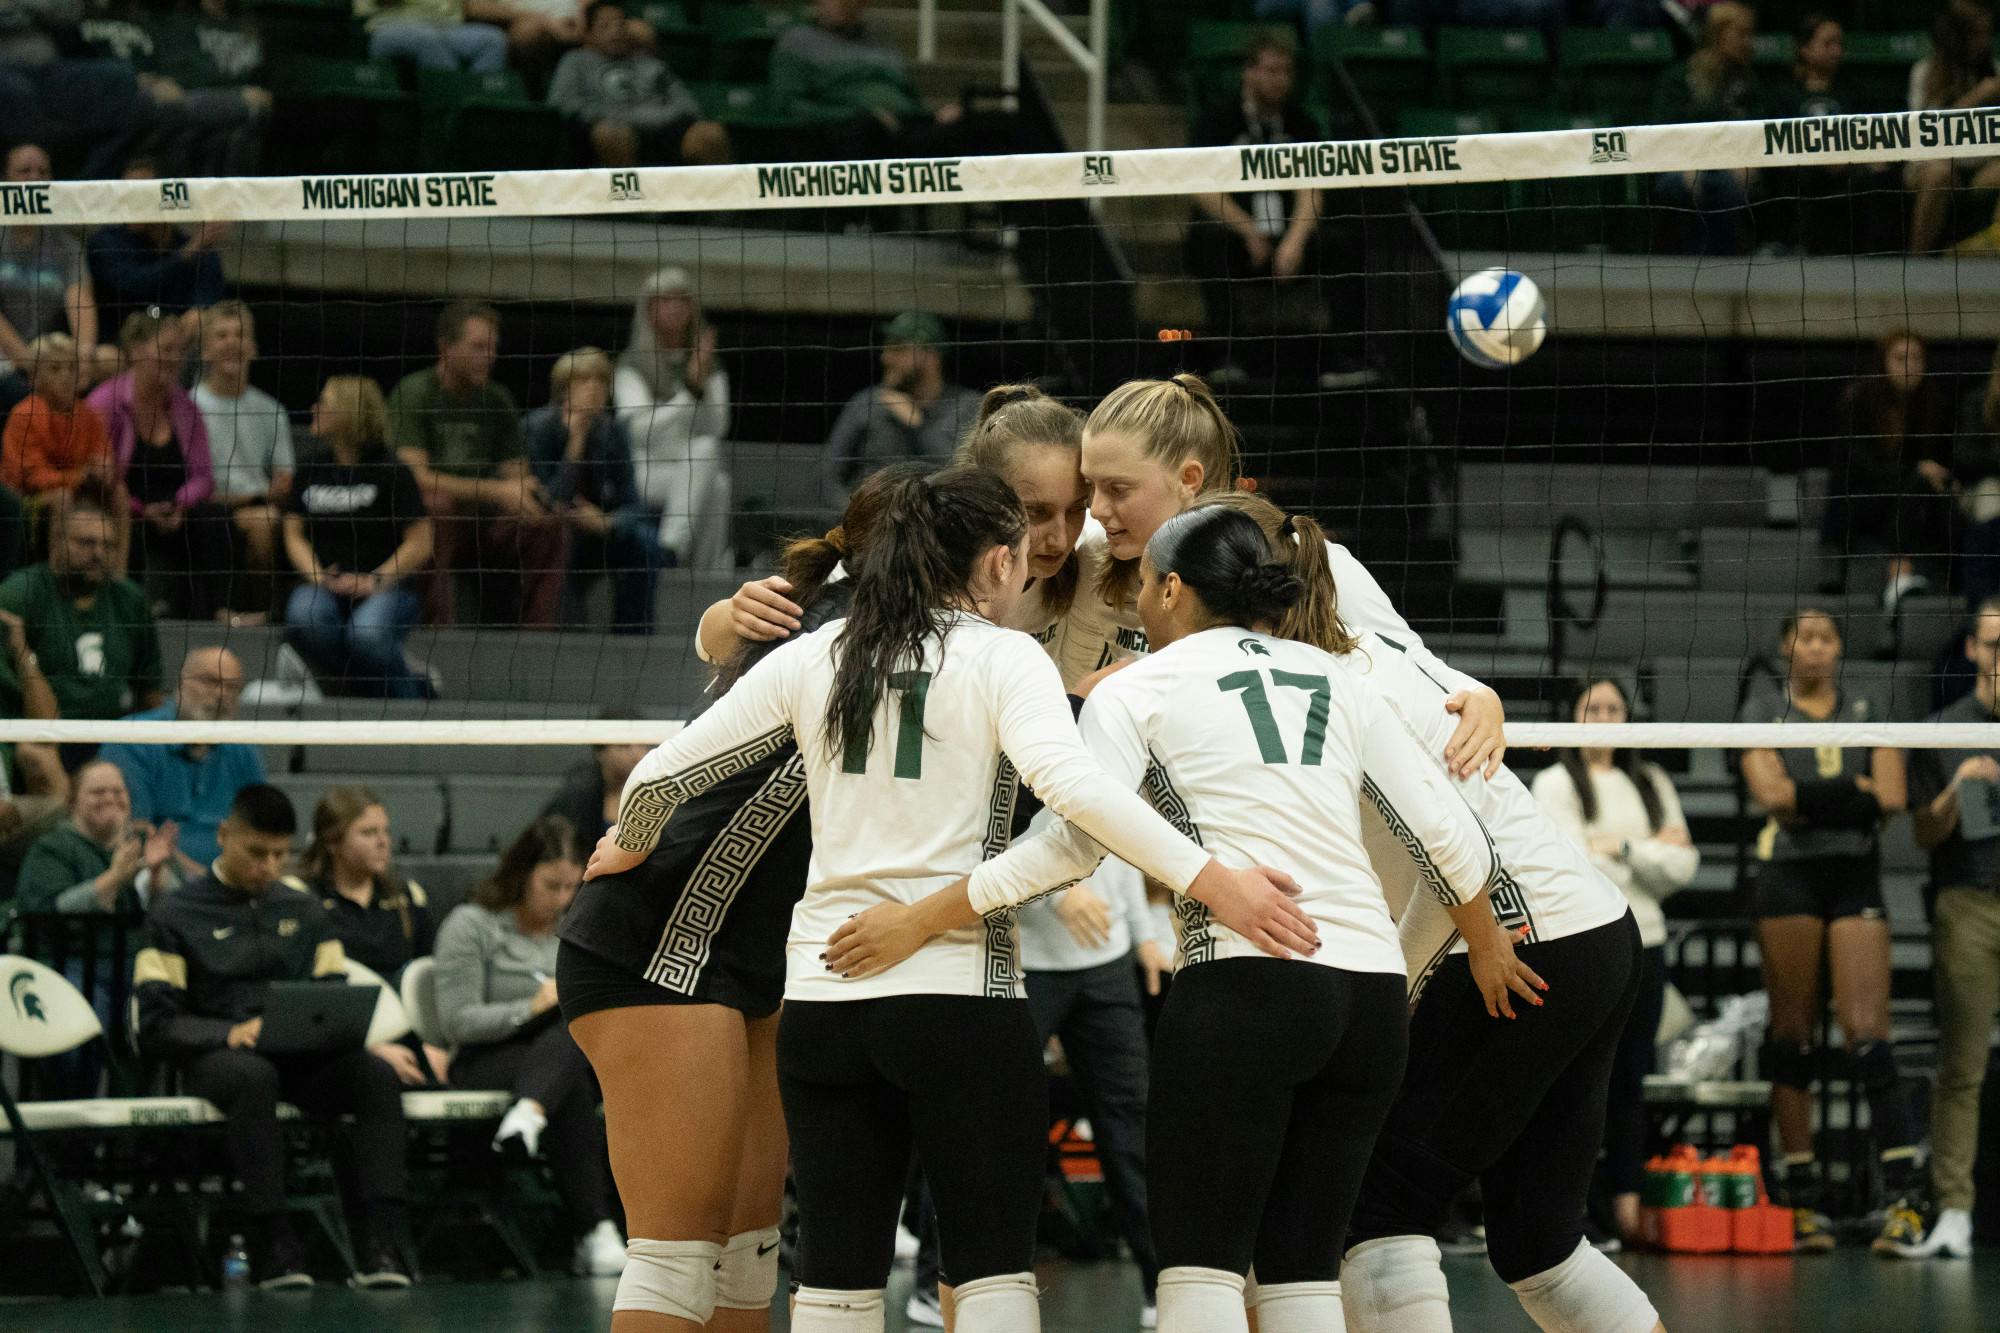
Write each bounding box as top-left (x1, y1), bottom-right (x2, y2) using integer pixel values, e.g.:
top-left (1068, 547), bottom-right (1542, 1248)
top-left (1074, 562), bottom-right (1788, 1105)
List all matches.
top-left (778, 995), bottom-right (1046, 1290)
top-left (1147, 958), bottom-right (1408, 1282)
top-left (1602, 943), bottom-right (1668, 1197)
top-left (451, 1018), bottom-right (616, 1235)
top-left (1347, 913), bottom-right (1643, 1284)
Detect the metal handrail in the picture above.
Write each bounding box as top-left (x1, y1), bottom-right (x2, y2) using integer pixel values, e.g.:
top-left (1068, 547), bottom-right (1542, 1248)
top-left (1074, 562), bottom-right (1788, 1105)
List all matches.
top-left (916, 0), bottom-right (1108, 152)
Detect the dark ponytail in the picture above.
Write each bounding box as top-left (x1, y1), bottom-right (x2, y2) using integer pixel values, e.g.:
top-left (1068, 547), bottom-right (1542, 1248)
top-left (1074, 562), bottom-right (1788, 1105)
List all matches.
top-left (1146, 505), bottom-right (1304, 629)
top-left (712, 461), bottom-right (934, 697)
top-left (1186, 490), bottom-right (1358, 654)
top-left (824, 465), bottom-right (1027, 767)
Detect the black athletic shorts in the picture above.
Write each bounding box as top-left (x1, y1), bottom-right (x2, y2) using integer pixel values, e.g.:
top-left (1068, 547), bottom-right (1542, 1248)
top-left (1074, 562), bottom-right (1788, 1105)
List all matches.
top-left (1754, 853), bottom-right (1886, 922)
top-left (555, 938), bottom-right (696, 1025)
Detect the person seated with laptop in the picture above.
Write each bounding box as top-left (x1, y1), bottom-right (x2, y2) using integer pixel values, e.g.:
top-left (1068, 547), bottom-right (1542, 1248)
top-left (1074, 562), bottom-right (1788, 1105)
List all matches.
top-left (133, 784), bottom-right (413, 1291)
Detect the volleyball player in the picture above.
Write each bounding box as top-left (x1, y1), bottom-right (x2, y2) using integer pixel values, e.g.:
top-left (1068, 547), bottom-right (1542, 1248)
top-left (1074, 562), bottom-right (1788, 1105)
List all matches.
top-left (1739, 608), bottom-right (1923, 1252)
top-left (586, 466), bottom-right (1317, 1333)
top-left (824, 503), bottom-right (1535, 1333)
top-left (1171, 492), bottom-right (1666, 1333)
top-left (554, 464), bottom-right (916, 1333)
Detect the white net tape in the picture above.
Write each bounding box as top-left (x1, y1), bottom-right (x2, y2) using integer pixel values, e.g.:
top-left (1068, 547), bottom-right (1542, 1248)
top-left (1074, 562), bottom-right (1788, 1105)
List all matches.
top-left (13, 109), bottom-right (1995, 223)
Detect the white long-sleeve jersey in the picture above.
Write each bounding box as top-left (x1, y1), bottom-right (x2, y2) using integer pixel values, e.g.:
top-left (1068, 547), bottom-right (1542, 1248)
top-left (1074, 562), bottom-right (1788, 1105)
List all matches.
top-left (614, 612), bottom-right (1213, 1002)
top-left (969, 628), bottom-right (1500, 978)
top-left (1344, 630), bottom-right (1632, 999)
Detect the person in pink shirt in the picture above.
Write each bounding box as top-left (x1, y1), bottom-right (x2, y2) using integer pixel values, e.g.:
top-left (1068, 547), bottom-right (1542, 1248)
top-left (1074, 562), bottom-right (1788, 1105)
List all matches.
top-left (86, 311), bottom-right (234, 620)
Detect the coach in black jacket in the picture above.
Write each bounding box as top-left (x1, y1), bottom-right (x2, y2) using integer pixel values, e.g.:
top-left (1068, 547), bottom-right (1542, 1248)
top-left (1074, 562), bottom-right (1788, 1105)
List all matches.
top-left (135, 784), bottom-right (411, 1290)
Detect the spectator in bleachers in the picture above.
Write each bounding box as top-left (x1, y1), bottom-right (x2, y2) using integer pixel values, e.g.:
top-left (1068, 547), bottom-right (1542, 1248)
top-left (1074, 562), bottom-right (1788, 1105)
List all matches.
top-left (390, 300), bottom-right (565, 629)
top-left (0, 2), bottom-right (146, 181)
top-left (1907, 0), bottom-right (2000, 253)
top-left (1822, 328), bottom-right (1958, 606)
top-left (523, 347), bottom-right (661, 634)
top-left (1185, 31), bottom-right (1374, 390)
top-left (0, 331), bottom-right (109, 575)
top-left (433, 813), bottom-right (625, 1277)
top-left (819, 311), bottom-right (976, 512)
top-left (194, 301), bottom-right (293, 621)
top-left (135, 783), bottom-right (413, 1290)
top-left (356, 0), bottom-right (508, 73)
top-left (0, 143), bottom-right (101, 423)
top-left (1897, 597), bottom-right (2000, 1259)
top-left (284, 375), bottom-right (435, 699)
top-left (1740, 609), bottom-right (1925, 1253)
top-left (770, 0), bottom-right (996, 162)
top-left (86, 158), bottom-right (228, 332)
top-left (100, 645), bottom-right (261, 873)
top-left (538, 709), bottom-right (646, 846)
top-left (614, 267), bottom-right (731, 570)
top-left (1954, 344), bottom-right (2000, 610)
top-left (15, 757), bottom-right (176, 914)
top-left (0, 484), bottom-right (163, 722)
top-left (90, 308), bottom-right (234, 620)
top-left (296, 784), bottom-right (448, 1086)
top-left (136, 0), bottom-right (271, 178)
top-left (1652, 2), bottom-right (1760, 256)
top-left (1530, 677), bottom-right (1699, 1247)
top-left (1771, 15), bottom-right (1899, 254)
top-left (547, 0), bottom-right (729, 169)
top-left (1387, 0), bottom-right (1558, 41)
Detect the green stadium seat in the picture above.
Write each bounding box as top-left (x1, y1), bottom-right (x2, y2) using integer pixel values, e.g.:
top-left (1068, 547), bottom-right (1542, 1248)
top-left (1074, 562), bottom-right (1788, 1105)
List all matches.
top-left (1843, 32), bottom-right (1928, 111)
top-left (1398, 105), bottom-right (1499, 138)
top-left (270, 56), bottom-right (418, 173)
top-left (1560, 28), bottom-right (1671, 126)
top-left (253, 0), bottom-right (364, 62)
top-left (1313, 27), bottom-right (1429, 129)
top-left (635, 0), bottom-right (711, 80)
top-left (690, 81), bottom-right (827, 161)
top-left (415, 68), bottom-right (570, 172)
top-left (1184, 20), bottom-right (1266, 122)
top-left (706, 3), bottom-right (796, 83)
top-left (1434, 27), bottom-right (1552, 110)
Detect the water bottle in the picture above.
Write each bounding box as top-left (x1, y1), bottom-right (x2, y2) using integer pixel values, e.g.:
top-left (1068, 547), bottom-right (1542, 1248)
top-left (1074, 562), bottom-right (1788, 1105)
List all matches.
top-left (221, 1234), bottom-right (250, 1290)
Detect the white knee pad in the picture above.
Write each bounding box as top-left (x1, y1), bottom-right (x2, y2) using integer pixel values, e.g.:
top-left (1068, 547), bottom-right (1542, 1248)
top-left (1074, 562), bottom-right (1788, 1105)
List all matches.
top-left (1507, 1239), bottom-right (1659, 1333)
top-left (1157, 1266), bottom-right (1250, 1333)
top-left (1256, 1280), bottom-right (1345, 1333)
top-left (791, 1285), bottom-right (886, 1333)
top-left (612, 1238), bottom-right (721, 1322)
top-left (713, 1225), bottom-right (781, 1310)
top-left (1340, 1236), bottom-right (1452, 1333)
top-left (952, 1271), bottom-right (1041, 1333)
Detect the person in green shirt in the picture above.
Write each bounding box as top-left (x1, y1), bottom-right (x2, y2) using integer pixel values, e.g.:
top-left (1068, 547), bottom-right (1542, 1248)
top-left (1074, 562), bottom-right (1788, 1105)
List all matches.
top-left (14, 758), bottom-right (181, 915)
top-left (387, 300), bottom-right (566, 629)
top-left (0, 486), bottom-right (165, 723)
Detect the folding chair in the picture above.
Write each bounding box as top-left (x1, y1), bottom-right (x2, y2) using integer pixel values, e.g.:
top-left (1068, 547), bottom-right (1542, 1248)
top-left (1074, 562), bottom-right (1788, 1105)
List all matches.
top-left (397, 957), bottom-right (541, 1275)
top-left (0, 955), bottom-right (215, 1295)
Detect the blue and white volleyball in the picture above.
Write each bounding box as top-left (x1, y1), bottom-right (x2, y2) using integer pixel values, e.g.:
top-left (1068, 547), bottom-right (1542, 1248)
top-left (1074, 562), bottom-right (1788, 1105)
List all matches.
top-left (1447, 268), bottom-right (1546, 369)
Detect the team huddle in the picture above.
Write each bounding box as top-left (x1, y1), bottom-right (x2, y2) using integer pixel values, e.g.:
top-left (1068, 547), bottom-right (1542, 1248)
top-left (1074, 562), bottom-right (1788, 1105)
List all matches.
top-left (553, 375), bottom-right (1669, 1333)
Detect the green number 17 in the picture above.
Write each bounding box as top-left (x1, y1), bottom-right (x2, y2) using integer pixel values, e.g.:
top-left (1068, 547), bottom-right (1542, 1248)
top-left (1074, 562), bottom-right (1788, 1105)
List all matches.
top-left (1217, 669), bottom-right (1330, 766)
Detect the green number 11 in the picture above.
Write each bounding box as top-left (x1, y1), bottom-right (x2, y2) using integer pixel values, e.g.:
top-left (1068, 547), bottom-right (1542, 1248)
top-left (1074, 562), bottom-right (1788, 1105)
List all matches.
top-left (843, 670), bottom-right (933, 779)
top-left (1217, 669), bottom-right (1330, 766)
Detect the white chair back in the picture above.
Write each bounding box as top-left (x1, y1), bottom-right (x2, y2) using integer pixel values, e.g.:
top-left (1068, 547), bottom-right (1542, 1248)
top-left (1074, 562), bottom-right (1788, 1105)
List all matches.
top-left (399, 957), bottom-right (449, 1048)
top-left (0, 956), bottom-right (103, 1059)
top-left (342, 957), bottom-right (413, 1046)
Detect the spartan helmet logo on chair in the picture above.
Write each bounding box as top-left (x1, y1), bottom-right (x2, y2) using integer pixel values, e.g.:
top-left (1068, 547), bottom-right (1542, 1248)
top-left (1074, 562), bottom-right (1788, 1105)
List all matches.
top-left (9, 970), bottom-right (46, 1022)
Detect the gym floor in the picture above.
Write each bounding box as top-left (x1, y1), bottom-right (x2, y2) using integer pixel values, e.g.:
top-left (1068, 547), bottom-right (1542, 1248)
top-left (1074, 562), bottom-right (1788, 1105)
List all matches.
top-left (0, 1251), bottom-right (1989, 1332)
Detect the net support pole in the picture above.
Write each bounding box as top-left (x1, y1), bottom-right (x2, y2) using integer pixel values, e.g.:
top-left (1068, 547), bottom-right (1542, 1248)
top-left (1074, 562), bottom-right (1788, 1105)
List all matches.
top-left (1002, 0), bottom-right (1107, 152)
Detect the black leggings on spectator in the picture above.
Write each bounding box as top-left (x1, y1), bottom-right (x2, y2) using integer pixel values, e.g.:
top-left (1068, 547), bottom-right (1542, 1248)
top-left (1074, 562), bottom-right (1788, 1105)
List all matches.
top-left (779, 995), bottom-right (1046, 1291)
top-left (139, 501), bottom-right (235, 619)
top-left (1347, 913), bottom-right (1642, 1284)
top-left (451, 1019), bottom-right (617, 1236)
top-left (1147, 958), bottom-right (1407, 1281)
top-left (182, 1045), bottom-right (407, 1217)
top-left (1601, 943), bottom-right (1668, 1197)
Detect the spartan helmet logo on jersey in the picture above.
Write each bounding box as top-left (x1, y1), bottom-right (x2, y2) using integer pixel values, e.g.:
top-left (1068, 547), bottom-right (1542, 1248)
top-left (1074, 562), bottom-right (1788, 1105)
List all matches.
top-left (1237, 638), bottom-right (1271, 657)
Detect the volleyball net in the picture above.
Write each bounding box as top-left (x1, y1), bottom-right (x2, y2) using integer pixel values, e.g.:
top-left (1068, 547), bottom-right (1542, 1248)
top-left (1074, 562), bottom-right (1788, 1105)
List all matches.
top-left (5, 103), bottom-right (2000, 771)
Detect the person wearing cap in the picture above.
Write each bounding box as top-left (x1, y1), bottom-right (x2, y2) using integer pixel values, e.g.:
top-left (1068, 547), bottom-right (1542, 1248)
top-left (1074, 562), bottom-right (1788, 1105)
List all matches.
top-left (612, 266), bottom-right (732, 571)
top-left (818, 312), bottom-right (978, 511)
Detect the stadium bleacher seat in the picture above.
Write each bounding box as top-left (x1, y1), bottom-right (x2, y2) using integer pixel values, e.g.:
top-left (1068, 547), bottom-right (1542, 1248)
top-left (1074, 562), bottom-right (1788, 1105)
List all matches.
top-left (271, 56), bottom-right (418, 174)
top-left (642, 1), bottom-right (712, 81)
top-left (1433, 28), bottom-right (1552, 111)
top-left (1843, 32), bottom-right (1929, 111)
top-left (707, 2), bottom-right (795, 83)
top-left (1314, 26), bottom-right (1428, 132)
top-left (253, 0), bottom-right (364, 62)
top-left (443, 774), bottom-right (557, 855)
top-left (415, 69), bottom-right (570, 173)
top-left (1183, 20), bottom-right (1264, 122)
top-left (1559, 28), bottom-right (1671, 127)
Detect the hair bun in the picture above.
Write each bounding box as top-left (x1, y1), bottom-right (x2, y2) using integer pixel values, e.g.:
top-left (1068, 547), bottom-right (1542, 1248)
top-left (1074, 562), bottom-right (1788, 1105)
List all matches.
top-left (1237, 562), bottom-right (1305, 612)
